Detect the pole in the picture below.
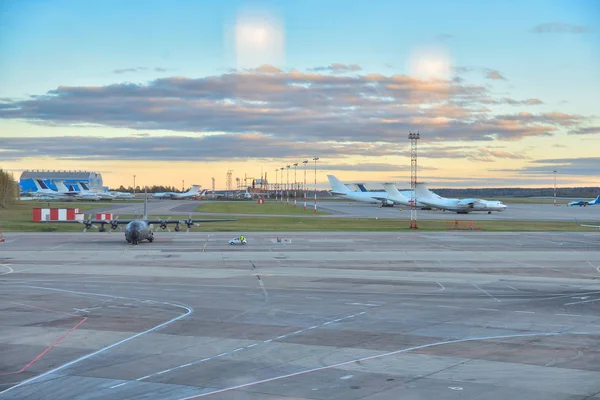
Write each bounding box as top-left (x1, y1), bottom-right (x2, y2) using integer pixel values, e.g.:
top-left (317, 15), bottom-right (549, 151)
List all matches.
top-left (285, 165), bottom-right (290, 206)
top-left (133, 175), bottom-right (136, 194)
top-left (293, 163), bottom-right (298, 207)
top-left (275, 169), bottom-right (278, 203)
top-left (280, 167), bottom-right (284, 204)
top-left (303, 160), bottom-right (308, 211)
top-left (553, 169), bottom-right (556, 206)
top-left (409, 131), bottom-right (420, 229)
top-left (182, 180), bottom-right (184, 192)
top-left (313, 157), bottom-right (319, 214)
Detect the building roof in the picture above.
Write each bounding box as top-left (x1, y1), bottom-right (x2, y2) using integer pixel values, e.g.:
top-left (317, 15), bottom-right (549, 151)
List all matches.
top-left (20, 170), bottom-right (101, 180)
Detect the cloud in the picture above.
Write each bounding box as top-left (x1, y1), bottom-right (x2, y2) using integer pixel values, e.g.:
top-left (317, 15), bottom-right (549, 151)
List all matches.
top-left (113, 67), bottom-right (169, 74)
top-left (0, 66), bottom-right (587, 147)
top-left (308, 63), bottom-right (362, 73)
top-left (532, 22), bottom-right (592, 34)
top-left (486, 70), bottom-right (507, 80)
top-left (569, 126), bottom-right (600, 135)
top-left (495, 157), bottom-right (600, 176)
top-left (319, 163), bottom-right (407, 172)
top-left (0, 134), bottom-right (408, 162)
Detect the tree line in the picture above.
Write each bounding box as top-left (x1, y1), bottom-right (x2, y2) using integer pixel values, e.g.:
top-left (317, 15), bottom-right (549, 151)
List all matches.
top-left (109, 185), bottom-right (187, 193)
top-left (0, 169), bottom-right (19, 208)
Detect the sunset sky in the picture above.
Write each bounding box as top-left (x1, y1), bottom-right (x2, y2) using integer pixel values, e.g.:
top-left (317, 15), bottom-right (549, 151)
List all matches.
top-left (1, 0), bottom-right (598, 190)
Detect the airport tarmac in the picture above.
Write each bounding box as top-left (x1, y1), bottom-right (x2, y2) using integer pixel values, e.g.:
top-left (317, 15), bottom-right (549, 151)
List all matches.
top-left (91, 199), bottom-right (600, 223)
top-left (1, 231), bottom-right (599, 399)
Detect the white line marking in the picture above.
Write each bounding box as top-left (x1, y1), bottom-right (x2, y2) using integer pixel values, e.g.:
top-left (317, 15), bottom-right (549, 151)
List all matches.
top-left (178, 330), bottom-right (600, 399)
top-left (246, 343), bottom-right (258, 348)
top-left (340, 375), bottom-right (354, 380)
top-left (137, 375), bottom-right (151, 381)
top-left (181, 363), bottom-right (194, 367)
top-left (308, 326), bottom-right (318, 330)
top-left (438, 305), bottom-right (460, 309)
top-left (478, 308), bottom-right (500, 312)
top-left (436, 281), bottom-right (445, 291)
top-left (514, 311), bottom-right (535, 314)
top-left (556, 313), bottom-right (584, 317)
top-left (472, 284), bottom-right (502, 303)
top-left (0, 286), bottom-right (193, 396)
top-left (110, 382), bottom-right (128, 389)
top-left (0, 265), bottom-right (14, 276)
top-left (232, 348), bottom-right (244, 352)
top-left (565, 297), bottom-right (600, 306)
top-left (345, 302), bottom-right (381, 307)
top-left (217, 353), bottom-right (228, 357)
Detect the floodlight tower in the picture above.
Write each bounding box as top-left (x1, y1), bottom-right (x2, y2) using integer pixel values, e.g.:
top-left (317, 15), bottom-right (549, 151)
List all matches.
top-left (302, 160), bottom-right (308, 211)
top-left (313, 157), bottom-right (319, 214)
top-left (409, 131), bottom-right (420, 229)
top-left (553, 169), bottom-right (557, 206)
top-left (226, 170), bottom-right (233, 194)
top-left (293, 163), bottom-right (298, 207)
top-left (280, 167), bottom-right (285, 203)
top-left (211, 177), bottom-right (215, 197)
top-left (286, 165), bottom-right (290, 206)
top-left (275, 169), bottom-right (279, 202)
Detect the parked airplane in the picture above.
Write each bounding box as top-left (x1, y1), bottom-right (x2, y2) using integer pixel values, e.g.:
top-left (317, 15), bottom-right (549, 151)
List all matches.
top-left (568, 195), bottom-right (600, 207)
top-left (78, 182), bottom-right (114, 200)
top-left (31, 179), bottom-right (69, 199)
top-left (415, 183), bottom-right (507, 214)
top-left (51, 191), bottom-right (237, 244)
top-left (575, 219), bottom-right (600, 229)
top-left (152, 185), bottom-right (203, 199)
top-left (328, 175), bottom-right (394, 206)
top-left (109, 191), bottom-right (136, 199)
top-left (54, 181), bottom-right (100, 201)
top-left (382, 183), bottom-right (430, 208)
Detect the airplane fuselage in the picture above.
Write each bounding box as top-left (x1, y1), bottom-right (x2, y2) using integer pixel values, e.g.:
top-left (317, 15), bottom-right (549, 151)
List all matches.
top-left (419, 198), bottom-right (507, 213)
top-left (125, 220), bottom-right (154, 244)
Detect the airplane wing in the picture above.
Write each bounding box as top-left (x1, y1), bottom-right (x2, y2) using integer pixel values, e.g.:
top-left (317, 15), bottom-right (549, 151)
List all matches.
top-left (146, 218), bottom-right (237, 224)
top-left (574, 218), bottom-right (600, 229)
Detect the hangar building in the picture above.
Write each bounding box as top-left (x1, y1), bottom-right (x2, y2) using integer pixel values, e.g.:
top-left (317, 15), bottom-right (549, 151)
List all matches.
top-left (20, 170), bottom-right (104, 193)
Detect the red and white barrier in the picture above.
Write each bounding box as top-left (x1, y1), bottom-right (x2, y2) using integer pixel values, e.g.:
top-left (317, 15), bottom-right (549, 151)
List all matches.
top-left (95, 213), bottom-right (113, 220)
top-left (33, 208), bottom-right (80, 222)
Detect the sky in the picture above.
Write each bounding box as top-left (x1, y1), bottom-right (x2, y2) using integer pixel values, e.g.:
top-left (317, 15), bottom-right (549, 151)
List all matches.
top-left (1, 0), bottom-right (599, 189)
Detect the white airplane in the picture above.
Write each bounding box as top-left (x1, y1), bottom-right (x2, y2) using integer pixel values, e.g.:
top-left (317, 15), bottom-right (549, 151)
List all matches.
top-left (31, 179), bottom-right (69, 199)
top-left (110, 191), bottom-right (136, 199)
top-left (382, 183), bottom-right (430, 208)
top-left (568, 195), bottom-right (600, 207)
top-left (415, 183), bottom-right (507, 214)
top-left (78, 182), bottom-right (115, 200)
top-left (575, 219), bottom-right (600, 229)
top-left (152, 185), bottom-right (203, 199)
top-left (54, 181), bottom-right (101, 201)
top-left (328, 175), bottom-right (394, 206)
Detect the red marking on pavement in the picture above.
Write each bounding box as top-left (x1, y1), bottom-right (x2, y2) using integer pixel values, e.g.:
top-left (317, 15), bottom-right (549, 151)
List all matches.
top-left (0, 302), bottom-right (87, 376)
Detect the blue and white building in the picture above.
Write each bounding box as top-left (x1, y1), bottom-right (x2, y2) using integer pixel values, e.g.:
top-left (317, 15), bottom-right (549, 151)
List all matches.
top-left (20, 170), bottom-right (104, 194)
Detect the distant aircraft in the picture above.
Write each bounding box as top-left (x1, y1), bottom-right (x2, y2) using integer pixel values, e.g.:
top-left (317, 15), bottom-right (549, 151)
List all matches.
top-left (54, 180), bottom-right (100, 201)
top-left (109, 191), bottom-right (136, 199)
top-left (415, 183), bottom-right (507, 214)
top-left (575, 219), bottom-right (600, 229)
top-left (78, 182), bottom-right (114, 200)
top-left (568, 195), bottom-right (600, 207)
top-left (327, 175), bottom-right (394, 206)
top-left (30, 179), bottom-right (69, 199)
top-left (51, 190), bottom-right (237, 244)
top-left (152, 185), bottom-right (203, 199)
top-left (382, 183), bottom-right (431, 208)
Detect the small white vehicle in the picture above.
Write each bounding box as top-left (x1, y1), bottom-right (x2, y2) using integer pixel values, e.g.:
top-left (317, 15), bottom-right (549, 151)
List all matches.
top-left (229, 237), bottom-right (247, 245)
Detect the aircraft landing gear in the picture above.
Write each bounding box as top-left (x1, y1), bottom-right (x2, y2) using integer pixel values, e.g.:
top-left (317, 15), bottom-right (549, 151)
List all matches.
top-left (148, 235), bottom-right (154, 243)
top-left (488, 211), bottom-right (492, 214)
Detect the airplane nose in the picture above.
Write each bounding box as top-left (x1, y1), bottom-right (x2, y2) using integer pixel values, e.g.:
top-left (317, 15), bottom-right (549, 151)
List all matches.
top-left (131, 230), bottom-right (140, 241)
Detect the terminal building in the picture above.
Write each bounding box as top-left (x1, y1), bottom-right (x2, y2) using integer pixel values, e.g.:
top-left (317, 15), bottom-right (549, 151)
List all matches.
top-left (20, 170), bottom-right (104, 193)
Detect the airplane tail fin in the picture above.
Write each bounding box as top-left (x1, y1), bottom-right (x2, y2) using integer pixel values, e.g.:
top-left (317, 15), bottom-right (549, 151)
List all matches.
top-left (33, 179), bottom-right (44, 191)
top-left (355, 184), bottom-right (369, 193)
top-left (143, 188), bottom-right (148, 219)
top-left (186, 185), bottom-right (201, 195)
top-left (54, 180), bottom-right (70, 192)
top-left (593, 195), bottom-right (600, 205)
top-left (327, 175), bottom-right (351, 194)
top-left (415, 183), bottom-right (435, 199)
